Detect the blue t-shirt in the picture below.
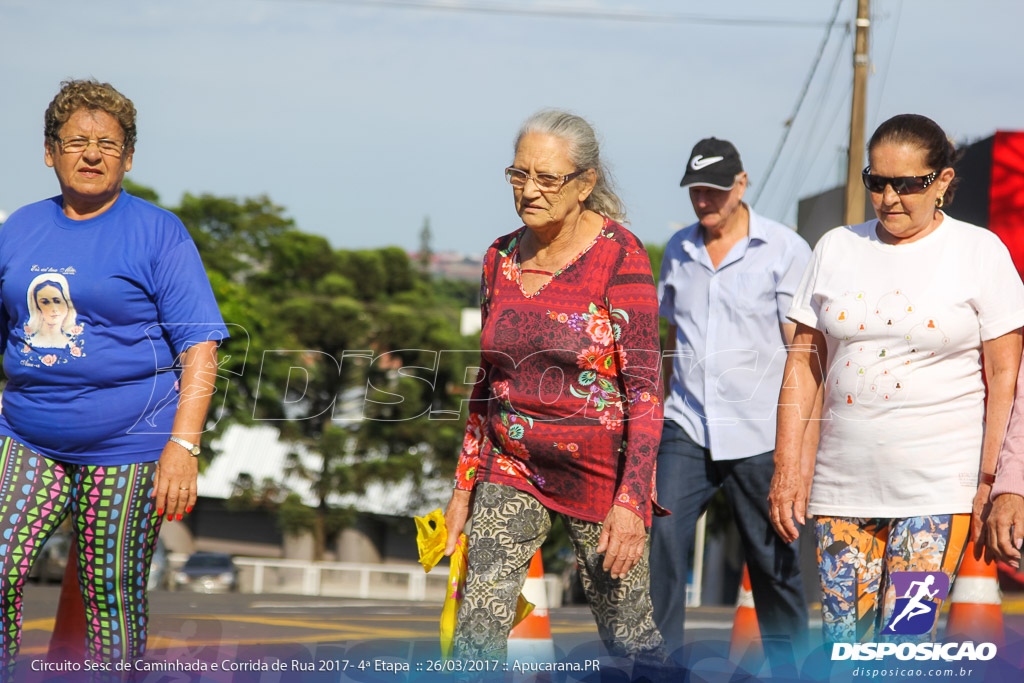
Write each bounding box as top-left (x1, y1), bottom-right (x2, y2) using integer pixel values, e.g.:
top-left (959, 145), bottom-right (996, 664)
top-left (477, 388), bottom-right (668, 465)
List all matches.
top-left (0, 191), bottom-right (228, 465)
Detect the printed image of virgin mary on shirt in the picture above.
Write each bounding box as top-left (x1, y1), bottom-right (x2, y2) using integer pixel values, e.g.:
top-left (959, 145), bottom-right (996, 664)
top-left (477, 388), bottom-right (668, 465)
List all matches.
top-left (21, 272), bottom-right (85, 365)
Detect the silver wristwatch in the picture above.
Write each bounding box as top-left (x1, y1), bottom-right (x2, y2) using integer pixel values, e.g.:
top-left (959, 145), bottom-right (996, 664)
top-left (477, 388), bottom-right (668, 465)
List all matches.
top-left (169, 436), bottom-right (201, 457)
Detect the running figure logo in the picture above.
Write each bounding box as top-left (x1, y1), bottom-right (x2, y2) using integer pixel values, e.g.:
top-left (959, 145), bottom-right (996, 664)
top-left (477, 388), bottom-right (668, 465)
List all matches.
top-left (882, 571), bottom-right (951, 635)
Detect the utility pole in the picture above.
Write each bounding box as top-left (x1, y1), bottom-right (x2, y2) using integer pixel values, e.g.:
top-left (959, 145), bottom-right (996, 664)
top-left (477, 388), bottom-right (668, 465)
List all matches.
top-left (843, 0), bottom-right (870, 225)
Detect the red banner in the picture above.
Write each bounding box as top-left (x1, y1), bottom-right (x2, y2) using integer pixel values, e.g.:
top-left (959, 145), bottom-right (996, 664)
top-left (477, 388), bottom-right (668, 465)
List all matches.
top-left (989, 131), bottom-right (1024, 275)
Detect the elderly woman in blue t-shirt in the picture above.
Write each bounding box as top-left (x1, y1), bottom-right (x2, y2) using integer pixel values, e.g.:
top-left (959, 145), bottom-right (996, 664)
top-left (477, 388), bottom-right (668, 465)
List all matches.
top-left (0, 79), bottom-right (227, 672)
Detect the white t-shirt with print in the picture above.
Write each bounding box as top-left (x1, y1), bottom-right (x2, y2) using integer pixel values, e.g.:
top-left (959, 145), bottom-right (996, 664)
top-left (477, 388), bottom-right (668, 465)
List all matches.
top-left (788, 214), bottom-right (1024, 517)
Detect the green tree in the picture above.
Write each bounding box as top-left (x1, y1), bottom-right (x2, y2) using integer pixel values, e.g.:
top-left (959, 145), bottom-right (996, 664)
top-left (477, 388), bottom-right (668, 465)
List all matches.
top-left (126, 185), bottom-right (484, 559)
top-left (645, 241), bottom-right (665, 285)
top-left (176, 193), bottom-right (294, 280)
top-left (122, 178), bottom-right (162, 205)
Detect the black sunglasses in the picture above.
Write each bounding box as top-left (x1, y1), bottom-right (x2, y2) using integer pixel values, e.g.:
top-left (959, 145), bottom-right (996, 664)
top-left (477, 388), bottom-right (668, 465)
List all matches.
top-left (861, 166), bottom-right (940, 195)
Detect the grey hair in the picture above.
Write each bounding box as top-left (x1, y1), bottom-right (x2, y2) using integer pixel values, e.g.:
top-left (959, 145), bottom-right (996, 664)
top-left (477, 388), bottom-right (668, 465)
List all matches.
top-left (514, 109), bottom-right (627, 222)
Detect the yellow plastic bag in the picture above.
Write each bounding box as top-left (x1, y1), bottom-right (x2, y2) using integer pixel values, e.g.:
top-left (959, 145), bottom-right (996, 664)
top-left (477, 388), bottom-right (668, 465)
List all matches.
top-left (414, 509), bottom-right (534, 660)
top-left (440, 532), bottom-right (468, 659)
top-left (414, 509), bottom-right (447, 573)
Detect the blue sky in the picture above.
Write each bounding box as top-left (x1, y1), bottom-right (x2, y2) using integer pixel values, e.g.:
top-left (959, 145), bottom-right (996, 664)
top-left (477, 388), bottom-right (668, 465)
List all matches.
top-left (2, 0), bottom-right (1021, 252)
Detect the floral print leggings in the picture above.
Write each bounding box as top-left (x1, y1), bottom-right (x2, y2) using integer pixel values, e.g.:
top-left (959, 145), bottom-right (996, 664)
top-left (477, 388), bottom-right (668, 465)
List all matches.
top-left (454, 482), bottom-right (665, 661)
top-left (815, 514), bottom-right (970, 643)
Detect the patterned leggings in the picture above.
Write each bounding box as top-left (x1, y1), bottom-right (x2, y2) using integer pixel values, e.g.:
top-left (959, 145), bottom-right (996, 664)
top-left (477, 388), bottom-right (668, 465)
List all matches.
top-left (454, 482), bottom-right (665, 660)
top-left (815, 514), bottom-right (969, 643)
top-left (0, 436), bottom-right (162, 669)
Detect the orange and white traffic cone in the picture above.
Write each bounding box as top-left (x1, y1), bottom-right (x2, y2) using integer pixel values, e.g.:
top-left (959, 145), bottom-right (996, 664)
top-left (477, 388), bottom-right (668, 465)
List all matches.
top-left (507, 550), bottom-right (555, 664)
top-left (946, 541), bottom-right (1004, 645)
top-left (47, 543), bottom-right (87, 662)
top-left (729, 565), bottom-right (763, 667)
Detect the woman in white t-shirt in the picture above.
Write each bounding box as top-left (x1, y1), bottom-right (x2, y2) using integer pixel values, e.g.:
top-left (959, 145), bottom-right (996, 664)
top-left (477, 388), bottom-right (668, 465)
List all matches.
top-left (768, 114), bottom-right (1024, 643)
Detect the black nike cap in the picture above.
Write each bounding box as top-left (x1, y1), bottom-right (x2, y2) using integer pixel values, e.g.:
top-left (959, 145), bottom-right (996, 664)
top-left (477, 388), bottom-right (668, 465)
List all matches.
top-left (680, 137), bottom-right (744, 189)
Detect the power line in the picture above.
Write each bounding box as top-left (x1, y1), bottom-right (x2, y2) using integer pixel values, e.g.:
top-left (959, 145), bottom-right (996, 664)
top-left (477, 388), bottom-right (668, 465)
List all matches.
top-left (751, 0), bottom-right (847, 208)
top-left (283, 0), bottom-right (835, 27)
top-left (774, 26), bottom-right (851, 218)
top-left (870, 2), bottom-right (903, 129)
top-left (767, 28), bottom-right (846, 216)
top-left (781, 85), bottom-right (852, 220)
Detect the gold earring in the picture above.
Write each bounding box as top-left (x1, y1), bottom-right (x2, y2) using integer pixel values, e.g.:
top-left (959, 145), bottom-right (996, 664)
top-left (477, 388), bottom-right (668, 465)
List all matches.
top-left (935, 195), bottom-right (944, 208)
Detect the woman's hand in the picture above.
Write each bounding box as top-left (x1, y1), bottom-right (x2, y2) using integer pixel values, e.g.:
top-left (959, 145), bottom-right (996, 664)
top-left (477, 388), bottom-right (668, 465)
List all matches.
top-left (983, 493), bottom-right (1024, 567)
top-left (152, 441), bottom-right (198, 521)
top-left (597, 505), bottom-right (646, 579)
top-left (153, 341), bottom-right (217, 522)
top-left (768, 463), bottom-right (807, 544)
top-left (971, 482), bottom-right (994, 548)
top-left (444, 489), bottom-right (472, 556)
top-left (770, 323), bottom-right (824, 545)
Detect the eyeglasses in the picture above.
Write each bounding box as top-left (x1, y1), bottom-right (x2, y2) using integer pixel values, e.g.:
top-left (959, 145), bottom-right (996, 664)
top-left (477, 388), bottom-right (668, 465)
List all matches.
top-left (505, 167), bottom-right (586, 192)
top-left (861, 166), bottom-right (939, 195)
top-left (54, 136), bottom-right (126, 158)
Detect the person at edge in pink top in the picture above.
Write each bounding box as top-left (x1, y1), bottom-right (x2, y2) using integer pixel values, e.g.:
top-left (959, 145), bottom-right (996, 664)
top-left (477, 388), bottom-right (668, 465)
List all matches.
top-left (442, 110), bottom-right (668, 669)
top-left (983, 361), bottom-right (1024, 568)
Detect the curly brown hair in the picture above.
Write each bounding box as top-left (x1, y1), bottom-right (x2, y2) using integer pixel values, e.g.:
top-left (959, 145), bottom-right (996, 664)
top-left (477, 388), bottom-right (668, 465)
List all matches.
top-left (44, 79), bottom-right (137, 151)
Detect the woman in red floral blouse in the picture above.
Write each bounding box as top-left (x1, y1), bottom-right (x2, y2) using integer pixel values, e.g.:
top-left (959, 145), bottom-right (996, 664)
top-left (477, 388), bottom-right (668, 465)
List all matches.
top-left (443, 110), bottom-right (666, 664)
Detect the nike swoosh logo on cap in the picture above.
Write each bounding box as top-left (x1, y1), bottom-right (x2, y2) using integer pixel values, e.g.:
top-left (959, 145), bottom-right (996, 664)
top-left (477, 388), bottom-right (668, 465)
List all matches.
top-left (690, 155), bottom-right (724, 170)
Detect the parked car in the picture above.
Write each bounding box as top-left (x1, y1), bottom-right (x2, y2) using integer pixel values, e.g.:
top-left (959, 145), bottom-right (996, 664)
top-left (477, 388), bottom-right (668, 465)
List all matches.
top-left (173, 551), bottom-right (239, 593)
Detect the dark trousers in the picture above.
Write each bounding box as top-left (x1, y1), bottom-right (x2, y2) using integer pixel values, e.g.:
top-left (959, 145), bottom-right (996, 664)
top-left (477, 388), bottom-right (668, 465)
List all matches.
top-left (649, 421), bottom-right (808, 663)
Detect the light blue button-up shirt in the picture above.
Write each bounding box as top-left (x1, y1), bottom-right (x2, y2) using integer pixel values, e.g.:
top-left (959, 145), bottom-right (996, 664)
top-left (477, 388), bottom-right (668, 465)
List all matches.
top-left (659, 207), bottom-right (811, 461)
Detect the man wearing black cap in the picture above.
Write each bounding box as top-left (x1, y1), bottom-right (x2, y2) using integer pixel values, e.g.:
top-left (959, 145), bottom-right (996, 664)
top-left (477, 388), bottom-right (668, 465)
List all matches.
top-left (650, 138), bottom-right (813, 663)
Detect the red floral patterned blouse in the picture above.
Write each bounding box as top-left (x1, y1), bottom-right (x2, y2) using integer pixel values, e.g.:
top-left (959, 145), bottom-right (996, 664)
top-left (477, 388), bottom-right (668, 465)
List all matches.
top-left (454, 218), bottom-right (665, 525)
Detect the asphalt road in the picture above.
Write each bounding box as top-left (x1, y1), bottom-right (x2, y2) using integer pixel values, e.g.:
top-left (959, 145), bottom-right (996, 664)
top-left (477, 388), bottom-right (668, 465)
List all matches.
top-left (20, 585), bottom-right (740, 654)
top-left (14, 586), bottom-right (767, 681)
top-left (14, 586), bottom-right (1024, 682)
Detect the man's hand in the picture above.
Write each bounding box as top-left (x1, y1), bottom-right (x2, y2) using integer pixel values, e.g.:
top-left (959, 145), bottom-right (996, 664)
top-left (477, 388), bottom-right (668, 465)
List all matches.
top-left (596, 505), bottom-right (646, 579)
